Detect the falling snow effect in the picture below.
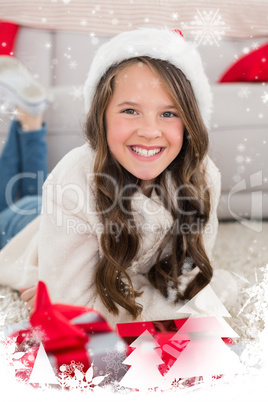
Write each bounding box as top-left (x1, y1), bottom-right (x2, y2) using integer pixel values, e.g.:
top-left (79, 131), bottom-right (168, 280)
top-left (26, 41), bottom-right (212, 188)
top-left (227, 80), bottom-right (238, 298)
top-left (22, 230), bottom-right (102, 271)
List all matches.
top-left (232, 138), bottom-right (252, 183)
top-left (44, 41), bottom-right (52, 50)
top-left (0, 103), bottom-right (20, 121)
top-left (0, 9), bottom-right (268, 398)
top-left (261, 91), bottom-right (268, 103)
top-left (63, 47), bottom-right (79, 70)
top-left (190, 9), bottom-right (228, 47)
top-left (69, 60), bottom-right (78, 69)
top-left (238, 87), bottom-right (251, 98)
top-left (171, 12), bottom-right (179, 21)
top-left (80, 19), bottom-right (87, 27)
top-left (69, 86), bottom-right (83, 101)
top-left (237, 143), bottom-right (246, 153)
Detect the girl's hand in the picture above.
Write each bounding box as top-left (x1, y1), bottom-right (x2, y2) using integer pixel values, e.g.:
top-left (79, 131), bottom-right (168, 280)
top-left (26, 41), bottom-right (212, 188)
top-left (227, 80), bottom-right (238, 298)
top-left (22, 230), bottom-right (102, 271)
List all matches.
top-left (19, 285), bottom-right (37, 314)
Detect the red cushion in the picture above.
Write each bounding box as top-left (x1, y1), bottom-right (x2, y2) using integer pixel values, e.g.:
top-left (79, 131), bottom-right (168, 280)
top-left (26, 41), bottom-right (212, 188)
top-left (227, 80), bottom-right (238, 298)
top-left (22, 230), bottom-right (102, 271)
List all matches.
top-left (0, 20), bottom-right (19, 56)
top-left (219, 42), bottom-right (268, 83)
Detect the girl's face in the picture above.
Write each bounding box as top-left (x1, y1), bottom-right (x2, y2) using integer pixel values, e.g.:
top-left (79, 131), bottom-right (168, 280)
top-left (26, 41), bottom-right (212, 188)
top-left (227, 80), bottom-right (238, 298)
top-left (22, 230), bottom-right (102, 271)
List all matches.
top-left (105, 62), bottom-right (184, 184)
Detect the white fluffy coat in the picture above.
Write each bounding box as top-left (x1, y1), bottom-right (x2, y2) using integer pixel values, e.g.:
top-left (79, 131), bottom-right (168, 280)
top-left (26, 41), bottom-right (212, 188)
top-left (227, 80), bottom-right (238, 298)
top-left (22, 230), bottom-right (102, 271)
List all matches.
top-left (0, 143), bottom-right (229, 328)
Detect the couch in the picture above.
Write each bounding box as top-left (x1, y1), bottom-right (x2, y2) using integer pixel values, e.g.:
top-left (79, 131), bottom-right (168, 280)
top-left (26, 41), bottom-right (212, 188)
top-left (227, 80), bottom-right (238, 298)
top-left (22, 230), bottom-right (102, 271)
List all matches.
top-left (0, 25), bottom-right (267, 221)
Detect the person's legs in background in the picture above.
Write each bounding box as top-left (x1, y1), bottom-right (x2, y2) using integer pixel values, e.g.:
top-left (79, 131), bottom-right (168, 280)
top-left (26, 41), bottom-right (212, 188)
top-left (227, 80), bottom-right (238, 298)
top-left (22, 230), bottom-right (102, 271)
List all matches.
top-left (0, 119), bottom-right (21, 212)
top-left (0, 53), bottom-right (51, 249)
top-left (0, 195), bottom-right (43, 249)
top-left (0, 108), bottom-right (47, 248)
top-left (16, 108), bottom-right (47, 200)
top-left (0, 20), bottom-right (50, 308)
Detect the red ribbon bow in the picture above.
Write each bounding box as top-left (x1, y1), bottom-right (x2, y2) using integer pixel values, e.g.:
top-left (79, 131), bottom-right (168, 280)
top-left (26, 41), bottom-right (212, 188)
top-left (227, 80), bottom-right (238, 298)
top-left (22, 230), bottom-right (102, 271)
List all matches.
top-left (12, 281), bottom-right (113, 372)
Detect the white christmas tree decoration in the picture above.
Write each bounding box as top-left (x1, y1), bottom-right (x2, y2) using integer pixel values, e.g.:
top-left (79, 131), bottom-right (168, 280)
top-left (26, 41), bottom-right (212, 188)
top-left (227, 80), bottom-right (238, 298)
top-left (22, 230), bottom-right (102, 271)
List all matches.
top-left (120, 330), bottom-right (165, 390)
top-left (164, 316), bottom-right (242, 385)
top-left (176, 283), bottom-right (239, 338)
top-left (28, 342), bottom-right (58, 386)
top-left (162, 284), bottom-right (242, 386)
top-left (176, 284), bottom-right (232, 318)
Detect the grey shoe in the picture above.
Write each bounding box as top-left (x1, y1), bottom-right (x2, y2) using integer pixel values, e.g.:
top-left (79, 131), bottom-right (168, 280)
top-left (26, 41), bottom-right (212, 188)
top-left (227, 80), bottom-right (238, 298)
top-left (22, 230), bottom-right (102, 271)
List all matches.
top-left (0, 56), bottom-right (53, 115)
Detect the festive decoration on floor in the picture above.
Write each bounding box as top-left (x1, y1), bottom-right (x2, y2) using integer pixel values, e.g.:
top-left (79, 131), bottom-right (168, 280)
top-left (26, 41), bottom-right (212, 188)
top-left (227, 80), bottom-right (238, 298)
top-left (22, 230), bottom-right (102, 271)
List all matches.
top-left (28, 342), bottom-right (58, 386)
top-left (117, 319), bottom-right (188, 376)
top-left (163, 316), bottom-right (241, 385)
top-left (3, 282), bottom-right (243, 392)
top-left (7, 281), bottom-right (127, 387)
top-left (117, 285), bottom-right (241, 390)
top-left (120, 330), bottom-right (165, 390)
top-left (117, 314), bottom-right (241, 390)
top-left (166, 285), bottom-right (241, 385)
top-left (176, 284), bottom-right (232, 319)
top-left (57, 362), bottom-right (108, 391)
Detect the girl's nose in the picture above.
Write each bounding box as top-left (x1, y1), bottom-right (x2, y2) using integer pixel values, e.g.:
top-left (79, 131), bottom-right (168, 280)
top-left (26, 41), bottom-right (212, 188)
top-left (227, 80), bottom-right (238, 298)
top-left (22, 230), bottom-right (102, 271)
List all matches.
top-left (137, 116), bottom-right (162, 139)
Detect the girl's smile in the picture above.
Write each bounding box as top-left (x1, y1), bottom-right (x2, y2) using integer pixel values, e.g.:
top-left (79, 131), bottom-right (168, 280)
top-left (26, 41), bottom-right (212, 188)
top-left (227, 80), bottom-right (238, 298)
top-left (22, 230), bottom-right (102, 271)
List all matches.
top-left (105, 62), bottom-right (184, 183)
top-left (128, 144), bottom-right (165, 160)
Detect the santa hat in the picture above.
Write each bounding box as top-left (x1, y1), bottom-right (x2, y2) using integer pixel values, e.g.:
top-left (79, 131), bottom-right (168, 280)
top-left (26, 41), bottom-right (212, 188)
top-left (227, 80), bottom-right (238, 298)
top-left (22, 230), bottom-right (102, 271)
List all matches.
top-left (83, 28), bottom-right (212, 129)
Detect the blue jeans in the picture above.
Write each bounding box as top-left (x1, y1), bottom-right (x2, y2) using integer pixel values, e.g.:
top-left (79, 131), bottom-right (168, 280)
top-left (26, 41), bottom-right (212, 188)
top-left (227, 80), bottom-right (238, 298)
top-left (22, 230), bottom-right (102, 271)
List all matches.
top-left (0, 120), bottom-right (47, 249)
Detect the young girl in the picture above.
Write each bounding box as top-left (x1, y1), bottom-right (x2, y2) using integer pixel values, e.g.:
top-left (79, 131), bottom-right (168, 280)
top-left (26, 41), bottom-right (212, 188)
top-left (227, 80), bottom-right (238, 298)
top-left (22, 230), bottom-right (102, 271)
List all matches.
top-left (0, 28), bottom-right (235, 328)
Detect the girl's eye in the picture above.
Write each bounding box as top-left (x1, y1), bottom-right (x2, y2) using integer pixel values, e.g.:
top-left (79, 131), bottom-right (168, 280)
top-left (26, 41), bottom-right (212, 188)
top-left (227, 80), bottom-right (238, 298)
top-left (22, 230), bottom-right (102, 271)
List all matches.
top-left (122, 109), bottom-right (137, 115)
top-left (161, 111), bottom-right (177, 118)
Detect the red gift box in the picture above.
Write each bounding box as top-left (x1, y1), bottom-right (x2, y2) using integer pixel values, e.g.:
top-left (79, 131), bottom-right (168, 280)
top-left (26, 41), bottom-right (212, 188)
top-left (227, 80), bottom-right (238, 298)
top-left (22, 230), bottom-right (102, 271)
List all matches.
top-left (117, 319), bottom-right (188, 375)
top-left (116, 319), bottom-right (235, 376)
top-left (8, 282), bottom-right (127, 386)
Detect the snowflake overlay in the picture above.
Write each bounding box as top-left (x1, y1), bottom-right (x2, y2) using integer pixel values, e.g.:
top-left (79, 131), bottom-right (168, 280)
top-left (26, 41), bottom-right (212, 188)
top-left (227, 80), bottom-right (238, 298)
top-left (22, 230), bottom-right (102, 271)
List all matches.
top-left (190, 9), bottom-right (228, 47)
top-left (0, 102), bottom-right (20, 121)
top-left (237, 266), bottom-right (268, 336)
top-left (57, 361), bottom-right (107, 391)
top-left (238, 87), bottom-right (251, 99)
top-left (232, 139), bottom-right (255, 183)
top-left (228, 265), bottom-right (268, 376)
top-left (101, 345), bottom-right (127, 383)
top-left (261, 91), bottom-right (268, 104)
top-left (69, 85), bottom-right (83, 101)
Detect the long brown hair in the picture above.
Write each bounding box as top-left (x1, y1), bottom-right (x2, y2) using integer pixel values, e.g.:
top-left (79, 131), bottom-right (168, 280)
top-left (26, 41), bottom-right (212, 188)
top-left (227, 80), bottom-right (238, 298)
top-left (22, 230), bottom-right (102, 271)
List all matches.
top-left (85, 57), bottom-right (212, 319)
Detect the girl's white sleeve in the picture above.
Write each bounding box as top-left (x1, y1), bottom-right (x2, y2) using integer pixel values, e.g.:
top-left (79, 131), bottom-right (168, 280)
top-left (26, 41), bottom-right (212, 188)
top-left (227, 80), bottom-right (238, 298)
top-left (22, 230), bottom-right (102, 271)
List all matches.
top-left (38, 175), bottom-right (100, 308)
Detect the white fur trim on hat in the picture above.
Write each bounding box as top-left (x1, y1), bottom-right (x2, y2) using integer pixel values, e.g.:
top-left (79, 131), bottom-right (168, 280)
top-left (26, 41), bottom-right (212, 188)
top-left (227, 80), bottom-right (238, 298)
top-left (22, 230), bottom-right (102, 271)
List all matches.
top-left (83, 27), bottom-right (212, 128)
